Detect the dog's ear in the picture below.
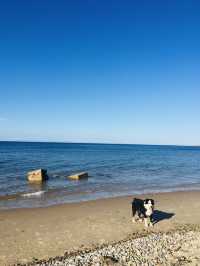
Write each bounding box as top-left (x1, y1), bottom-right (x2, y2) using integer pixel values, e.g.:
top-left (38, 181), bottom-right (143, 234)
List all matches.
top-left (144, 199), bottom-right (148, 204)
top-left (144, 199), bottom-right (154, 205)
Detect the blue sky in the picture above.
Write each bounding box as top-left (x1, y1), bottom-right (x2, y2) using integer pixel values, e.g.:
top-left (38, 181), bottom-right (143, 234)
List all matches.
top-left (0, 0), bottom-right (200, 145)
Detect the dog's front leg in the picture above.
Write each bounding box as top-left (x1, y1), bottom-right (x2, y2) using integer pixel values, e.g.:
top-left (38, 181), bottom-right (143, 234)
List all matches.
top-left (149, 215), bottom-right (154, 227)
top-left (144, 218), bottom-right (148, 227)
top-left (149, 220), bottom-right (153, 227)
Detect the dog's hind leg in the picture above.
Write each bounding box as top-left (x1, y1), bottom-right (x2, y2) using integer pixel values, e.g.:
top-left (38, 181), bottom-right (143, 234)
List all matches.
top-left (132, 216), bottom-right (136, 223)
top-left (132, 204), bottom-right (137, 223)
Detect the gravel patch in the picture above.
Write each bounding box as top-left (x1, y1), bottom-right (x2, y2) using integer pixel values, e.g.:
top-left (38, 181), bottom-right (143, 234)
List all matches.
top-left (17, 229), bottom-right (200, 266)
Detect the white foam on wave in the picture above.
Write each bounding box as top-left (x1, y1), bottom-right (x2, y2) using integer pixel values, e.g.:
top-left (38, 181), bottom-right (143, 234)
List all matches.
top-left (22, 191), bottom-right (45, 198)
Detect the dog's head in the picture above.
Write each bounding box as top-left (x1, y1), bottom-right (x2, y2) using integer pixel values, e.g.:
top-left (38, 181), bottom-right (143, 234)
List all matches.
top-left (144, 199), bottom-right (154, 216)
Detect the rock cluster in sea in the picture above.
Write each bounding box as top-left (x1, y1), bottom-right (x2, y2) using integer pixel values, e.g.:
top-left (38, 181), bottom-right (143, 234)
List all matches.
top-left (18, 229), bottom-right (200, 266)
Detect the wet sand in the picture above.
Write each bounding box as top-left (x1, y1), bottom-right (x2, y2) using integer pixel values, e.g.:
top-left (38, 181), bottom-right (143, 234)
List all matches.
top-left (0, 190), bottom-right (200, 265)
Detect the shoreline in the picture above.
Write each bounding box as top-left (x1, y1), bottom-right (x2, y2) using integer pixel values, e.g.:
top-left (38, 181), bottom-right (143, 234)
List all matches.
top-left (1, 190), bottom-right (200, 265)
top-left (1, 186), bottom-right (200, 211)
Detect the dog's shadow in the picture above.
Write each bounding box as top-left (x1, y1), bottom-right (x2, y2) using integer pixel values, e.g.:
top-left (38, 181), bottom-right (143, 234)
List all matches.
top-left (153, 210), bottom-right (175, 225)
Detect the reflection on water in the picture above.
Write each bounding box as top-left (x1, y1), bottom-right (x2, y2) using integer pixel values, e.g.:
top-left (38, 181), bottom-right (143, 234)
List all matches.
top-left (27, 181), bottom-right (48, 192)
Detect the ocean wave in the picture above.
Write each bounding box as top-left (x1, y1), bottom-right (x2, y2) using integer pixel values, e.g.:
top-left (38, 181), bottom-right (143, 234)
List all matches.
top-left (21, 191), bottom-right (45, 198)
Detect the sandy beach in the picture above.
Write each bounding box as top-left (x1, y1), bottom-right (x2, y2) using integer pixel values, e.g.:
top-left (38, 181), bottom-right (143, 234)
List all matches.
top-left (0, 190), bottom-right (200, 265)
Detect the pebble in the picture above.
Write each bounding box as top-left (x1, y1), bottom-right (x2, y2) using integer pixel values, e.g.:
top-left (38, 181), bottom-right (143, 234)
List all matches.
top-left (17, 229), bottom-right (200, 266)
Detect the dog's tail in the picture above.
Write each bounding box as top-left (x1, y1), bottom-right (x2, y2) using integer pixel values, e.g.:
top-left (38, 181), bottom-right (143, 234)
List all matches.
top-left (131, 197), bottom-right (136, 204)
top-left (131, 197), bottom-right (139, 203)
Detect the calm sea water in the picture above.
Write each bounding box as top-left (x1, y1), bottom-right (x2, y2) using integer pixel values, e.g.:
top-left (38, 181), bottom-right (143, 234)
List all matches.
top-left (0, 141), bottom-right (200, 209)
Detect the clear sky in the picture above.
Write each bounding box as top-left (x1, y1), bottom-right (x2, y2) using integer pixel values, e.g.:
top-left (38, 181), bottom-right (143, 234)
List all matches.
top-left (0, 0), bottom-right (200, 145)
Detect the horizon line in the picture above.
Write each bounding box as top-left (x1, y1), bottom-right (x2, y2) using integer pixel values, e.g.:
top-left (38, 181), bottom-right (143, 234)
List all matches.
top-left (0, 139), bottom-right (199, 148)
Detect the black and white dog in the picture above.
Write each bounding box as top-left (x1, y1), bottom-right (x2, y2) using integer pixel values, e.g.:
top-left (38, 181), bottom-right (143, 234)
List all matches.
top-left (132, 198), bottom-right (155, 227)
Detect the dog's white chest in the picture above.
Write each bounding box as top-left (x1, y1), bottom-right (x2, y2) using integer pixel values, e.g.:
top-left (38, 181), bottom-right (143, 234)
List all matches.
top-left (145, 209), bottom-right (153, 216)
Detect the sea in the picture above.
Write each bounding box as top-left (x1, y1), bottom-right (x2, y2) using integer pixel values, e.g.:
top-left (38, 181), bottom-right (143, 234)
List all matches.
top-left (0, 141), bottom-right (200, 209)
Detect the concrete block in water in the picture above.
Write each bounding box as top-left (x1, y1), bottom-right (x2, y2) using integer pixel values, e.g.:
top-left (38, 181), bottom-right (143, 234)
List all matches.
top-left (68, 172), bottom-right (88, 180)
top-left (27, 169), bottom-right (48, 182)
